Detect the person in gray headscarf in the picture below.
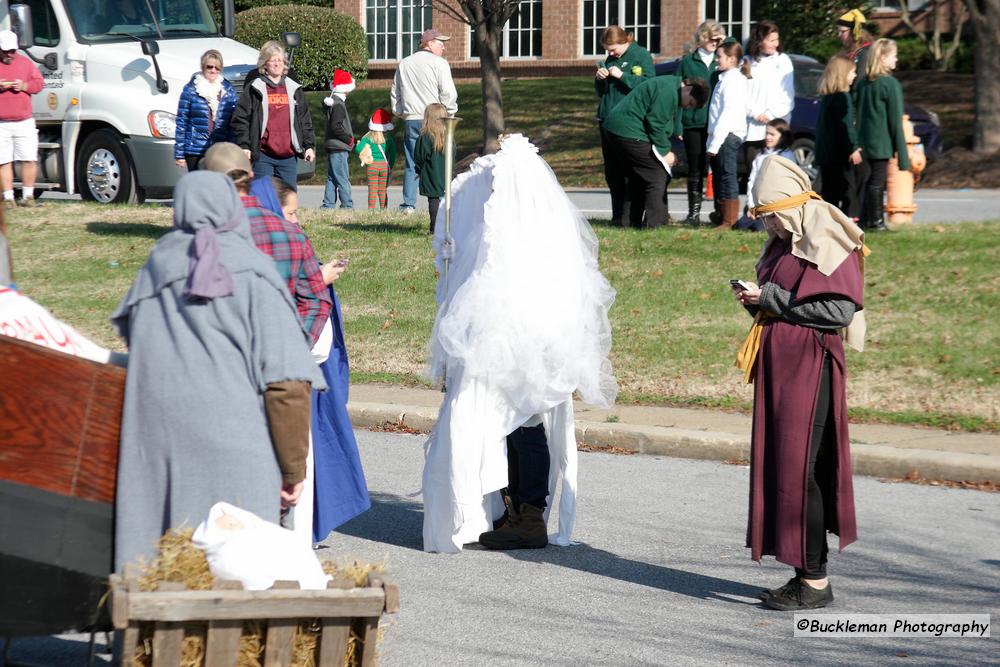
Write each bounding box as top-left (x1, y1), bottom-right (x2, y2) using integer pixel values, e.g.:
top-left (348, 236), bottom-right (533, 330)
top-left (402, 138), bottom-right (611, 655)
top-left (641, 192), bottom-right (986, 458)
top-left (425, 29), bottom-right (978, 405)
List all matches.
top-left (112, 171), bottom-right (326, 570)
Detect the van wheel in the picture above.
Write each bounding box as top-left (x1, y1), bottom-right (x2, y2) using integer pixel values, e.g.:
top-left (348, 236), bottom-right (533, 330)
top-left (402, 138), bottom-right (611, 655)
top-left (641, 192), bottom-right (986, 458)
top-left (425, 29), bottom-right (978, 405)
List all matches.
top-left (77, 129), bottom-right (139, 204)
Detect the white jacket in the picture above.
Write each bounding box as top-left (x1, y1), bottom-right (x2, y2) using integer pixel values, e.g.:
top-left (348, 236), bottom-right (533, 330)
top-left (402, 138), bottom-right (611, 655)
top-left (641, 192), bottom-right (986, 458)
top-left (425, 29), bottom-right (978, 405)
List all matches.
top-left (707, 68), bottom-right (749, 154)
top-left (390, 50), bottom-right (459, 121)
top-left (745, 52), bottom-right (795, 141)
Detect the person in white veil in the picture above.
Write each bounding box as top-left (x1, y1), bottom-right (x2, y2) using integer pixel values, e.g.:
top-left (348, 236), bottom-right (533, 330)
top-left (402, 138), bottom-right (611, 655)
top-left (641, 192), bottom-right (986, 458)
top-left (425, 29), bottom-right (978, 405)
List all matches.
top-left (423, 134), bottom-right (617, 553)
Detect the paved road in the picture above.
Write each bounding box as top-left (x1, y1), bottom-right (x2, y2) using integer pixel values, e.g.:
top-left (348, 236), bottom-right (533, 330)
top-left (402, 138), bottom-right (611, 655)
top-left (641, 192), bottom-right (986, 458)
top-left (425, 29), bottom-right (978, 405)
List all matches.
top-left (41, 186), bottom-right (1000, 225)
top-left (6, 430), bottom-right (997, 666)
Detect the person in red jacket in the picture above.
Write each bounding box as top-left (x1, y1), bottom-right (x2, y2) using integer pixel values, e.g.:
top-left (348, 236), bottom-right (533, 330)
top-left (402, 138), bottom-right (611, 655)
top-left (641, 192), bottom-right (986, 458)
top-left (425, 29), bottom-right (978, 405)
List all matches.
top-left (0, 30), bottom-right (44, 210)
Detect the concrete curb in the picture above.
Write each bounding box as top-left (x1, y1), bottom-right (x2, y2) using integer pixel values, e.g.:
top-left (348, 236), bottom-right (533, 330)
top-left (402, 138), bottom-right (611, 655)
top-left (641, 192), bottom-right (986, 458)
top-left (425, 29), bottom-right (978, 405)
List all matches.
top-left (347, 401), bottom-right (998, 483)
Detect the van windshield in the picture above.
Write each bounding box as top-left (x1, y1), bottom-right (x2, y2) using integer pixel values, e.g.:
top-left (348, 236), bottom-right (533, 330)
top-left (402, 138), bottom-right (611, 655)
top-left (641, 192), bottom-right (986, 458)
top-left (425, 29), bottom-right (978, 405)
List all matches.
top-left (66, 0), bottom-right (219, 41)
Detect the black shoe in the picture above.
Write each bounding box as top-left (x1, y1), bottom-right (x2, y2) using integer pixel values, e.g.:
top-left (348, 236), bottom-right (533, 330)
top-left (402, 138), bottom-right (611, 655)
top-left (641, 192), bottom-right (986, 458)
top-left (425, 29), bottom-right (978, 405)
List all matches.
top-left (763, 578), bottom-right (834, 611)
top-left (863, 186), bottom-right (888, 231)
top-left (479, 503), bottom-right (547, 550)
top-left (758, 576), bottom-right (799, 601)
top-left (684, 181), bottom-right (703, 226)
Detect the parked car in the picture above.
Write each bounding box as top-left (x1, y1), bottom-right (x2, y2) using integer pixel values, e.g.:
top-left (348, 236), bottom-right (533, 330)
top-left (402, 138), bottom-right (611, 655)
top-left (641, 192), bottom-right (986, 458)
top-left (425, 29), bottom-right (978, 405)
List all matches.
top-left (655, 54), bottom-right (942, 190)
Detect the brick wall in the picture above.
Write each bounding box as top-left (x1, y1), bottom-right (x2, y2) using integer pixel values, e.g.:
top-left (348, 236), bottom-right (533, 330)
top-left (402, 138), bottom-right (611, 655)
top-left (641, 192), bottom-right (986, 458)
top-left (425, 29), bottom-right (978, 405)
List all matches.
top-left (663, 0), bottom-right (701, 58)
top-left (543, 0), bottom-right (581, 60)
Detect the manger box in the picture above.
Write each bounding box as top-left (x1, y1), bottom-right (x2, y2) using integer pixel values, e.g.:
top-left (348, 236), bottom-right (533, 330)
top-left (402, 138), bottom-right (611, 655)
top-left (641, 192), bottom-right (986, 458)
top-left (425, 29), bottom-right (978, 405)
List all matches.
top-left (110, 573), bottom-right (400, 667)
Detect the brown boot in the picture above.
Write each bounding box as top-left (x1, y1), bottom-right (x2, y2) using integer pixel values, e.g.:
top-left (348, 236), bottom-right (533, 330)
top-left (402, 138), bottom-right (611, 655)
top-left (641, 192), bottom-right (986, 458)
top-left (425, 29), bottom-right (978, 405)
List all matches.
top-left (479, 503), bottom-right (548, 550)
top-left (714, 199), bottom-right (740, 230)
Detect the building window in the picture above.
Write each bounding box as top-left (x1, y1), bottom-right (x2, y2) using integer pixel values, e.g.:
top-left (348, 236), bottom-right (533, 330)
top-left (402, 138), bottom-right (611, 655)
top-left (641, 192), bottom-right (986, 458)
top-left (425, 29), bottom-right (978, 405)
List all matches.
top-left (703, 0), bottom-right (753, 45)
top-left (365, 0), bottom-right (431, 62)
top-left (469, 0), bottom-right (542, 59)
top-left (582, 0), bottom-right (661, 57)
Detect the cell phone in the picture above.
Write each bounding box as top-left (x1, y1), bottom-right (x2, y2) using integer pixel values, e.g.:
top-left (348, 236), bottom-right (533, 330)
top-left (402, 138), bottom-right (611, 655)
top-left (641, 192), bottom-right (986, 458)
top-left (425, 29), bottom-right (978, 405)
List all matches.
top-left (730, 279), bottom-right (751, 291)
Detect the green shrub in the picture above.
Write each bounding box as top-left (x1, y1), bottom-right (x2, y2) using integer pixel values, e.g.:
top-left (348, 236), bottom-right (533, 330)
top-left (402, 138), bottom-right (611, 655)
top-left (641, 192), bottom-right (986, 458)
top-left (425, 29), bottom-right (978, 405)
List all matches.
top-left (235, 5), bottom-right (368, 90)
top-left (893, 36), bottom-right (931, 71)
top-left (799, 36), bottom-right (841, 65)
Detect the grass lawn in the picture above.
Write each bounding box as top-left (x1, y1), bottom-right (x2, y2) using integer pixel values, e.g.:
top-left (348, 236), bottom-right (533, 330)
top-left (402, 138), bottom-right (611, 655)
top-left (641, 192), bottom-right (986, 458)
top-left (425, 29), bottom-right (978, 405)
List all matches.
top-left (305, 77), bottom-right (604, 188)
top-left (6, 202), bottom-right (998, 432)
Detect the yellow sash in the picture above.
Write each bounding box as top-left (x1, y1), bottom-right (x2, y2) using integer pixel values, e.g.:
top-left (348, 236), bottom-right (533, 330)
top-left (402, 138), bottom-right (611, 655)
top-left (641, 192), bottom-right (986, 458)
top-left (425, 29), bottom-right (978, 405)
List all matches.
top-left (735, 311), bottom-right (772, 384)
top-left (748, 190), bottom-right (822, 218)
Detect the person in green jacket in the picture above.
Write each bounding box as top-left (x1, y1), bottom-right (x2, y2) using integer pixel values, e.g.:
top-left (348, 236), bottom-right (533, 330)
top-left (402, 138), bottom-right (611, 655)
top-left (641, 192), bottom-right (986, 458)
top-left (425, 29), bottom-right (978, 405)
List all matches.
top-left (855, 38), bottom-right (910, 231)
top-left (603, 75), bottom-right (709, 229)
top-left (354, 108), bottom-right (397, 209)
top-left (677, 20), bottom-right (726, 225)
top-left (414, 103), bottom-right (448, 233)
top-left (815, 54), bottom-right (862, 219)
top-left (594, 25), bottom-right (655, 227)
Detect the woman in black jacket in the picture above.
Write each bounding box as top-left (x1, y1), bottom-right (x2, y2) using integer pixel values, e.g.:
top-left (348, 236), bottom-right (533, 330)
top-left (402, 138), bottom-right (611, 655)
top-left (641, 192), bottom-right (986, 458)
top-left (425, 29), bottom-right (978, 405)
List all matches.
top-left (230, 41), bottom-right (315, 190)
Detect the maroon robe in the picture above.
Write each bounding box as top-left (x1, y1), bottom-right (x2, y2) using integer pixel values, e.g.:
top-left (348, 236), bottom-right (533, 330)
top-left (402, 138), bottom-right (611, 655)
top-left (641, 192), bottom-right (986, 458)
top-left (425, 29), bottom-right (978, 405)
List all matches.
top-left (746, 237), bottom-right (864, 569)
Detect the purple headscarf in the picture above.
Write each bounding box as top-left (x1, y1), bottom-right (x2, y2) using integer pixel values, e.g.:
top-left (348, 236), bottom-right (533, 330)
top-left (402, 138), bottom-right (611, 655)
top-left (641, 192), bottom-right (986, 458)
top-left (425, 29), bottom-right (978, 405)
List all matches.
top-left (173, 171), bottom-right (247, 299)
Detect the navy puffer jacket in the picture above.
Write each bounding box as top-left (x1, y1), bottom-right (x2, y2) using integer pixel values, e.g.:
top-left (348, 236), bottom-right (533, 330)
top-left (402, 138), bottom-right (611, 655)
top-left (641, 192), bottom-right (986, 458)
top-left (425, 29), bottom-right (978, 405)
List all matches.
top-left (174, 74), bottom-right (238, 160)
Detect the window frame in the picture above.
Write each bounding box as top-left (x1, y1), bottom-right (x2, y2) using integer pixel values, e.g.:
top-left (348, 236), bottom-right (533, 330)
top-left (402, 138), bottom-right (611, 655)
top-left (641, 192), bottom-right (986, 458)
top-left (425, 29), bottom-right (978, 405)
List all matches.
top-left (702, 0), bottom-right (753, 46)
top-left (581, 0), bottom-right (662, 57)
top-left (467, 0), bottom-right (543, 61)
top-left (364, 0), bottom-right (432, 63)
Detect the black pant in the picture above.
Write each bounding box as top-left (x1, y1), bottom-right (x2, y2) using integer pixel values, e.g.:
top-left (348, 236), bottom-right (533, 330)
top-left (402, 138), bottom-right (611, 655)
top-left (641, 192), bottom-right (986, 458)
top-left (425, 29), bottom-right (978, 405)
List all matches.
top-left (865, 158), bottom-right (889, 190)
top-left (683, 127), bottom-right (709, 193)
top-left (427, 196), bottom-right (440, 234)
top-left (184, 154), bottom-right (202, 171)
top-left (601, 126), bottom-right (630, 226)
top-left (613, 133), bottom-right (670, 228)
top-left (820, 163), bottom-right (861, 219)
top-left (506, 423), bottom-right (550, 510)
top-left (797, 352), bottom-right (835, 581)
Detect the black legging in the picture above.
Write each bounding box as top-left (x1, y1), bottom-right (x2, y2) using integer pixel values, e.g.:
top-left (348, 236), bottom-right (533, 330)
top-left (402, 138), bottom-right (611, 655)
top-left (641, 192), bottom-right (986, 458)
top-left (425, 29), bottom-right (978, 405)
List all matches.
top-left (506, 423), bottom-right (550, 510)
top-left (427, 196), bottom-right (440, 234)
top-left (683, 127), bottom-right (708, 192)
top-left (797, 351), bottom-right (835, 581)
top-left (865, 158), bottom-right (889, 190)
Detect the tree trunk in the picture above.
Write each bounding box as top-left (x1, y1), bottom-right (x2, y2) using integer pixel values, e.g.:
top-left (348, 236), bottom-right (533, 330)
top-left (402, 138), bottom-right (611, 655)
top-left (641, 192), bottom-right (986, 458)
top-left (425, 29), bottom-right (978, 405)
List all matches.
top-left (475, 23), bottom-right (505, 154)
top-left (968, 0), bottom-right (1000, 152)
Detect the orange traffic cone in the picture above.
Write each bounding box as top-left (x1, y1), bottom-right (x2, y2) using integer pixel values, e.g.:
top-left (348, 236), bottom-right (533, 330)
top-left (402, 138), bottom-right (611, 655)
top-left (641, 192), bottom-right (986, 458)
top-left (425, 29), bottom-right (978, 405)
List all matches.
top-left (705, 169), bottom-right (714, 199)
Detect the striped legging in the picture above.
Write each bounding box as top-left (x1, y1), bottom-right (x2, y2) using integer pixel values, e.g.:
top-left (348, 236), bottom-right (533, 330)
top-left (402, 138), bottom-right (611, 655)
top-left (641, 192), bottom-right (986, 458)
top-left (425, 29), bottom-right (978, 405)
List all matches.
top-left (366, 161), bottom-right (390, 209)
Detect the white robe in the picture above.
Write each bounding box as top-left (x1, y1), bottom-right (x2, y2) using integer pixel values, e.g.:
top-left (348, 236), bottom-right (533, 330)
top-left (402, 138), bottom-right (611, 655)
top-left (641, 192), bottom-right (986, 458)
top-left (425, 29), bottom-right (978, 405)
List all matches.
top-left (421, 135), bottom-right (615, 553)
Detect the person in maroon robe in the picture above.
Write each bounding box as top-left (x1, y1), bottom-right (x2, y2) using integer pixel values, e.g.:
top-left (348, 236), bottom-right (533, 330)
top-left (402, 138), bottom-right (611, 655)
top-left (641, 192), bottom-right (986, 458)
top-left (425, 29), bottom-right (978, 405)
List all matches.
top-left (732, 156), bottom-right (868, 611)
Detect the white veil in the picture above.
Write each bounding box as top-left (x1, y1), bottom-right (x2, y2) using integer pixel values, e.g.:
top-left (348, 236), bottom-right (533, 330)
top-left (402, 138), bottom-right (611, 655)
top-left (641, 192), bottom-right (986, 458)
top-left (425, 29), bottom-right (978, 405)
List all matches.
top-left (428, 134), bottom-right (617, 412)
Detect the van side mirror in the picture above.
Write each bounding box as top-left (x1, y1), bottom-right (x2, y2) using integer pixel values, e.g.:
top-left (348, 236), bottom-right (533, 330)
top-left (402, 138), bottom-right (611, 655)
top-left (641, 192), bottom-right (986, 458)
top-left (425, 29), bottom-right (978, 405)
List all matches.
top-left (140, 40), bottom-right (160, 57)
top-left (9, 4), bottom-right (36, 48)
top-left (222, 0), bottom-right (235, 38)
top-left (140, 40), bottom-right (168, 94)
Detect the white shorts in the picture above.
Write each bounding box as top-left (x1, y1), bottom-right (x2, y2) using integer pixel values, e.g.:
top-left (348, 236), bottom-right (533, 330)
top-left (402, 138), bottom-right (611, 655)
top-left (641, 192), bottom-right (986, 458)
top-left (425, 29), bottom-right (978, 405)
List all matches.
top-left (0, 118), bottom-right (39, 164)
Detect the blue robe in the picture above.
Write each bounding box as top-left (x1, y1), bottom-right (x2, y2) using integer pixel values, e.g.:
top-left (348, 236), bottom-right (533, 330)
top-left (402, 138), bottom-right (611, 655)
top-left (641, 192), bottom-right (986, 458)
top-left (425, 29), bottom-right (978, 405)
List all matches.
top-left (312, 288), bottom-right (370, 542)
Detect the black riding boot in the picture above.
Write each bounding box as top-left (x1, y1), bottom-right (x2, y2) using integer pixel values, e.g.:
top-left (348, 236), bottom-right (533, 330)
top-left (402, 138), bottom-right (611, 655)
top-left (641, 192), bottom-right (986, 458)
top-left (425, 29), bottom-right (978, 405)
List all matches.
top-left (864, 186), bottom-right (888, 231)
top-left (685, 180), bottom-right (702, 226)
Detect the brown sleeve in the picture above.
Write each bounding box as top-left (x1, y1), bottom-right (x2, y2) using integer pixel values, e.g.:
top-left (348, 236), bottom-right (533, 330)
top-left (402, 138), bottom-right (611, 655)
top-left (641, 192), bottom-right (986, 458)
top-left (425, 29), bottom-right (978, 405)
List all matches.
top-left (263, 380), bottom-right (312, 484)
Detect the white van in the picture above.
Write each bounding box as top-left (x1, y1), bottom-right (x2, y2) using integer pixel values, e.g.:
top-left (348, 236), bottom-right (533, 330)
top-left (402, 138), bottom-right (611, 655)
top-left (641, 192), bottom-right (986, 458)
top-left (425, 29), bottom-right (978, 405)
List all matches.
top-left (2, 0), bottom-right (308, 203)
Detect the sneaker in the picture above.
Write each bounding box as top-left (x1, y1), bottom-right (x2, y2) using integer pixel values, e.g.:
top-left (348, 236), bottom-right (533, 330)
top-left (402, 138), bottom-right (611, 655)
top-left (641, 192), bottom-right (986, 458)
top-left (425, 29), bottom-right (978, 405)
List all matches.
top-left (763, 578), bottom-right (834, 611)
top-left (398, 206), bottom-right (416, 215)
top-left (18, 196), bottom-right (40, 208)
top-left (2, 199), bottom-right (14, 211)
top-left (758, 576), bottom-right (799, 601)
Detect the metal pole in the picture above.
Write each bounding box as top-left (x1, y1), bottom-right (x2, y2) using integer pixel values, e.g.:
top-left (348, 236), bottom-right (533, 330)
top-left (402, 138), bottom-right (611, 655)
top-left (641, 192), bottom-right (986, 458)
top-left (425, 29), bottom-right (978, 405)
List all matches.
top-left (441, 116), bottom-right (461, 285)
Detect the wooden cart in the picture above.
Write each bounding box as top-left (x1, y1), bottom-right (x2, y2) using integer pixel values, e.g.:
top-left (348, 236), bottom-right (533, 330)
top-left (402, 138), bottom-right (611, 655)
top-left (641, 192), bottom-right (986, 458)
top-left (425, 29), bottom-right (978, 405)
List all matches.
top-left (110, 573), bottom-right (400, 667)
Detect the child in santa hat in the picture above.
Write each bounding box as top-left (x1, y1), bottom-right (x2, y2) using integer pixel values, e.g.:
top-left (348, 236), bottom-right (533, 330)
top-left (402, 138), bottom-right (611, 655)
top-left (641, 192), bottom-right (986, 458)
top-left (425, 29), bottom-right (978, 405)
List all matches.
top-left (321, 69), bottom-right (356, 209)
top-left (354, 108), bottom-right (397, 209)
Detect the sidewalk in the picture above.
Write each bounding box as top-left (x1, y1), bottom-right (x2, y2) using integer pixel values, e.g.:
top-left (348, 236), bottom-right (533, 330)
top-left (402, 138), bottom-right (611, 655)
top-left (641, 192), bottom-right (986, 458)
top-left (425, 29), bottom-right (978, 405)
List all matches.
top-left (347, 382), bottom-right (1000, 483)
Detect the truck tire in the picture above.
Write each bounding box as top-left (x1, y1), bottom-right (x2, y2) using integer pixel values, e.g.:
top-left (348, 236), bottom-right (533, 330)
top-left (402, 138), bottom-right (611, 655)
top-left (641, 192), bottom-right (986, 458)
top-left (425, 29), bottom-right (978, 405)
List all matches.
top-left (77, 129), bottom-right (140, 204)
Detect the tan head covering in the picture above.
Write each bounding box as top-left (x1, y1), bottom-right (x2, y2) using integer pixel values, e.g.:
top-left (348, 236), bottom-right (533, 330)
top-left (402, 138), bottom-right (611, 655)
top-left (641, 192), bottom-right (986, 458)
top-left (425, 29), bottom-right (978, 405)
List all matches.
top-left (750, 156), bottom-right (868, 351)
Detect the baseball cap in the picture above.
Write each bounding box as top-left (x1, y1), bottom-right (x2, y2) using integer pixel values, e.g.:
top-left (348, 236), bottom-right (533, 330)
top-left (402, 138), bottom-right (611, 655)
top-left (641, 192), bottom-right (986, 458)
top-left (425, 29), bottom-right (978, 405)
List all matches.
top-left (420, 29), bottom-right (450, 43)
top-left (0, 31), bottom-right (18, 52)
top-left (200, 142), bottom-right (252, 174)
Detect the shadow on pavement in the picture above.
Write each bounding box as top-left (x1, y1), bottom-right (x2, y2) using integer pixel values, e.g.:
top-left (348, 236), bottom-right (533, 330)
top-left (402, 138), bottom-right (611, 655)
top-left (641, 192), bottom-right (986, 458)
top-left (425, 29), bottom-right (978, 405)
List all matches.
top-left (505, 542), bottom-right (763, 604)
top-left (333, 492), bottom-right (425, 551)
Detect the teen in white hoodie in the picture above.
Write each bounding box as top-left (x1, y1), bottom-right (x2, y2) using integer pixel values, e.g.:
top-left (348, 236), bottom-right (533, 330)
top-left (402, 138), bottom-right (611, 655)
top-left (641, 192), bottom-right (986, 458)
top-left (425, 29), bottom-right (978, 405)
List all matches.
top-left (744, 21), bottom-right (795, 168)
top-left (706, 40), bottom-right (750, 229)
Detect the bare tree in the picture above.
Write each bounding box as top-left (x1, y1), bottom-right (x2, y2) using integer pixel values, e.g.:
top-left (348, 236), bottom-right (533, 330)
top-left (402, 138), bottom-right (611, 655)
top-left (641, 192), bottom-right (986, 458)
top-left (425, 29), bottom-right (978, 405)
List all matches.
top-left (896, 1), bottom-right (968, 71)
top-left (430, 0), bottom-right (522, 154)
top-left (965, 0), bottom-right (1000, 151)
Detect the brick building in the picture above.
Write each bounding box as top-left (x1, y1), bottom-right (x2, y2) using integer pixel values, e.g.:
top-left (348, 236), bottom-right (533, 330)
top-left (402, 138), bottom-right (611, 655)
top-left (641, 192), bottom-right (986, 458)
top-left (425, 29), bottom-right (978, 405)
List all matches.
top-left (328, 2), bottom-right (959, 84)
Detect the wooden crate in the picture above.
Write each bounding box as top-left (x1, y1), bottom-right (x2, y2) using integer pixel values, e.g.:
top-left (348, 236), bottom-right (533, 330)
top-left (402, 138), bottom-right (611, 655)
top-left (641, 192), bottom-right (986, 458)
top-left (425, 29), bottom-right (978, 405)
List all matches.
top-left (110, 573), bottom-right (400, 667)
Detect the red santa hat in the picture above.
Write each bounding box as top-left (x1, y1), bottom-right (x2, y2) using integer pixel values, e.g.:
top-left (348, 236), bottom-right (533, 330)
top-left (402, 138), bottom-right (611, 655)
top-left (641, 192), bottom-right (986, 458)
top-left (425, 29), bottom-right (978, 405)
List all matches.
top-left (369, 108), bottom-right (394, 132)
top-left (324, 69), bottom-right (356, 106)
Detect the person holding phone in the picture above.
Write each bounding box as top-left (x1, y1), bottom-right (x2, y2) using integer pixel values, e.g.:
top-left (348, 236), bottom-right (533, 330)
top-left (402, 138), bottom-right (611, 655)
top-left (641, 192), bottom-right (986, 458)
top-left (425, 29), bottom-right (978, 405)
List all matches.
top-left (0, 30), bottom-right (44, 209)
top-left (732, 155), bottom-right (867, 611)
top-left (594, 25), bottom-right (655, 227)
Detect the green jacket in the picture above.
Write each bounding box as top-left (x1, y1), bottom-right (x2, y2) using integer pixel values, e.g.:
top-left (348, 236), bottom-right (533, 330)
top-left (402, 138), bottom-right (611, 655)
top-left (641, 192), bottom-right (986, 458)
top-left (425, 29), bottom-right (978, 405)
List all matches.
top-left (413, 133), bottom-right (446, 198)
top-left (594, 42), bottom-right (655, 123)
top-left (815, 92), bottom-right (859, 165)
top-left (677, 50), bottom-right (717, 129)
top-left (355, 134), bottom-right (397, 168)
top-left (856, 75), bottom-right (910, 170)
top-left (603, 75), bottom-right (683, 155)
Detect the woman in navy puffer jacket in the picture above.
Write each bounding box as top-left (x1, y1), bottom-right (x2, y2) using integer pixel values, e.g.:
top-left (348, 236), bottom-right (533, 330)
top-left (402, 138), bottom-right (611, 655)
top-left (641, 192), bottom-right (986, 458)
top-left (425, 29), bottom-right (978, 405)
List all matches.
top-left (174, 50), bottom-right (239, 170)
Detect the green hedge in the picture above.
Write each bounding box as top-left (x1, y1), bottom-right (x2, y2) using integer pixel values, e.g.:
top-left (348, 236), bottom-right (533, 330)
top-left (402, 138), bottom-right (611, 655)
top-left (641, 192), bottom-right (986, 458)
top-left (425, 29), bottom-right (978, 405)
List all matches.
top-left (235, 5), bottom-right (368, 91)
